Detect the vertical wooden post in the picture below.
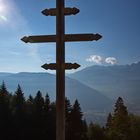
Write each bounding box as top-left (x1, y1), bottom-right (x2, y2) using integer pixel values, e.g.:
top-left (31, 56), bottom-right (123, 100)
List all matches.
top-left (56, 1), bottom-right (65, 140)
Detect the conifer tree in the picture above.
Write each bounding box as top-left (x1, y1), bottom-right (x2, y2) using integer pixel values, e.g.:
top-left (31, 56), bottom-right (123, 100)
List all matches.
top-left (44, 93), bottom-right (50, 112)
top-left (65, 97), bottom-right (72, 121)
top-left (25, 94), bottom-right (35, 117)
top-left (114, 97), bottom-right (128, 116)
top-left (0, 82), bottom-right (11, 140)
top-left (12, 84), bottom-right (26, 140)
top-left (0, 81), bottom-right (9, 95)
top-left (34, 90), bottom-right (44, 116)
top-left (106, 113), bottom-right (112, 130)
top-left (32, 91), bottom-right (45, 140)
top-left (69, 99), bottom-right (83, 140)
top-left (65, 97), bottom-right (72, 140)
top-left (42, 93), bottom-right (51, 139)
top-left (0, 81), bottom-right (10, 110)
top-left (29, 94), bottom-right (34, 103)
top-left (13, 84), bottom-right (25, 116)
top-left (71, 99), bottom-right (83, 121)
top-left (106, 97), bottom-right (130, 140)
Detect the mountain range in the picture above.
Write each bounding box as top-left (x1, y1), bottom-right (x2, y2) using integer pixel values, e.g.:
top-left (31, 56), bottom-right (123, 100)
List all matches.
top-left (69, 62), bottom-right (140, 106)
top-left (0, 62), bottom-right (140, 124)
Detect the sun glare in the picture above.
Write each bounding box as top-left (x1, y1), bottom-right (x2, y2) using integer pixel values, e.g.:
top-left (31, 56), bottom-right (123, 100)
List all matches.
top-left (0, 0), bottom-right (8, 22)
top-left (0, 0), bottom-right (6, 13)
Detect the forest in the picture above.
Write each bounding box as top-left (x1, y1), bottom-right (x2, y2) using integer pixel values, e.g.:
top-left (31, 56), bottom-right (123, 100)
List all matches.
top-left (0, 81), bottom-right (140, 140)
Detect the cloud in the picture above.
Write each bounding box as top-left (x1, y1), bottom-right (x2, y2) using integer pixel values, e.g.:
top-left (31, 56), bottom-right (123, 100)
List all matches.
top-left (105, 57), bottom-right (117, 65)
top-left (86, 55), bottom-right (103, 64)
top-left (86, 55), bottom-right (117, 65)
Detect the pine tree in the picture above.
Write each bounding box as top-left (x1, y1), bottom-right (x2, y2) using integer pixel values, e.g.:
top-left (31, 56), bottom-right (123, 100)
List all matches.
top-left (106, 97), bottom-right (130, 140)
top-left (13, 84), bottom-right (25, 116)
top-left (42, 93), bottom-right (51, 139)
top-left (0, 82), bottom-right (11, 140)
top-left (65, 97), bottom-right (72, 140)
top-left (25, 94), bottom-right (35, 118)
top-left (0, 81), bottom-right (9, 95)
top-left (29, 94), bottom-right (34, 103)
top-left (65, 97), bottom-right (72, 121)
top-left (71, 99), bottom-right (83, 121)
top-left (34, 90), bottom-right (44, 115)
top-left (69, 99), bottom-right (83, 140)
top-left (44, 93), bottom-right (50, 112)
top-left (106, 113), bottom-right (112, 130)
top-left (11, 84), bottom-right (26, 140)
top-left (32, 91), bottom-right (45, 140)
top-left (114, 97), bottom-right (128, 116)
top-left (0, 81), bottom-right (10, 110)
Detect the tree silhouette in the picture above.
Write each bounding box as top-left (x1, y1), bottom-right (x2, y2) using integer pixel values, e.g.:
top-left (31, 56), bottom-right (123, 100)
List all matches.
top-left (105, 97), bottom-right (130, 140)
top-left (42, 93), bottom-right (53, 139)
top-left (65, 97), bottom-right (72, 140)
top-left (0, 82), bottom-right (140, 140)
top-left (69, 99), bottom-right (84, 140)
top-left (114, 97), bottom-right (128, 116)
top-left (11, 84), bottom-right (26, 140)
top-left (13, 85), bottom-right (25, 116)
top-left (106, 113), bottom-right (112, 131)
top-left (0, 81), bottom-right (11, 140)
top-left (32, 90), bottom-right (45, 139)
top-left (34, 90), bottom-right (44, 115)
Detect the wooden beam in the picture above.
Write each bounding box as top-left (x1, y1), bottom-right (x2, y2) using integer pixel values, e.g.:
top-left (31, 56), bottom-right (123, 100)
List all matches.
top-left (41, 63), bottom-right (57, 70)
top-left (65, 63), bottom-right (80, 69)
top-left (21, 33), bottom-right (102, 43)
top-left (41, 63), bottom-right (80, 70)
top-left (65, 33), bottom-right (102, 42)
top-left (42, 7), bottom-right (80, 16)
top-left (21, 35), bottom-right (56, 43)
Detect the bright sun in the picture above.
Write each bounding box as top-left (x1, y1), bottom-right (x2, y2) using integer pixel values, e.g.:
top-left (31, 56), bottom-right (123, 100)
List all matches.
top-left (0, 0), bottom-right (6, 13)
top-left (0, 0), bottom-right (8, 22)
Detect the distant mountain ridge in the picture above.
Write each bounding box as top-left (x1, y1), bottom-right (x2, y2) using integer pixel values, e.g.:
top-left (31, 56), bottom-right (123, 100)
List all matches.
top-left (69, 62), bottom-right (140, 114)
top-left (0, 72), bottom-right (13, 77)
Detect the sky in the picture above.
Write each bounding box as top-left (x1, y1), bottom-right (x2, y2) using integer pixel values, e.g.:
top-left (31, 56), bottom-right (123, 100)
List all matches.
top-left (0, 0), bottom-right (140, 73)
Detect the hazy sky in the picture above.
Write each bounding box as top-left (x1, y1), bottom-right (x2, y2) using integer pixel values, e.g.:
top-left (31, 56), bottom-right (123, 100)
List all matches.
top-left (0, 0), bottom-right (140, 73)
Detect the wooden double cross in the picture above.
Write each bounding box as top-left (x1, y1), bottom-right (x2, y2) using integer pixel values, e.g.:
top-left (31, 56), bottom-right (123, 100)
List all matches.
top-left (21, 1), bottom-right (102, 140)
